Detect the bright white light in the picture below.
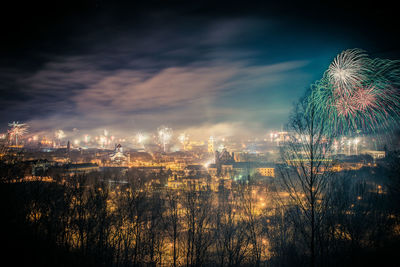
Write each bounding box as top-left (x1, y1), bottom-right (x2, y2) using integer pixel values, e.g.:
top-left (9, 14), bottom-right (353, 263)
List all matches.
top-left (99, 136), bottom-right (107, 147)
top-left (203, 159), bottom-right (214, 168)
top-left (327, 49), bottom-right (368, 95)
top-left (136, 132), bottom-right (148, 144)
top-left (55, 129), bottom-right (65, 140)
top-left (158, 126), bottom-right (173, 152)
top-left (178, 133), bottom-right (187, 144)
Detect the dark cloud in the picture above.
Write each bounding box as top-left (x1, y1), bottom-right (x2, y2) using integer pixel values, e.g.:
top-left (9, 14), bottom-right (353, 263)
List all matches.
top-left (1, 1), bottom-right (398, 138)
top-left (21, 46), bottom-right (309, 134)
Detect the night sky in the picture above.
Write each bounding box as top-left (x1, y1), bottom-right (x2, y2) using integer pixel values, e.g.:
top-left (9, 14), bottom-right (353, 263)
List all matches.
top-left (1, 1), bottom-right (399, 139)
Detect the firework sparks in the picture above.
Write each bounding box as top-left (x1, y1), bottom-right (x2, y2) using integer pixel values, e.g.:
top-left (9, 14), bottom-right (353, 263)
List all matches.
top-left (136, 132), bottom-right (147, 145)
top-left (84, 134), bottom-right (90, 143)
top-left (334, 95), bottom-right (356, 117)
top-left (309, 48), bottom-right (400, 135)
top-left (178, 132), bottom-right (187, 144)
top-left (55, 129), bottom-right (66, 140)
top-left (327, 48), bottom-right (368, 95)
top-left (352, 85), bottom-right (378, 111)
top-left (158, 126), bottom-right (173, 152)
top-left (99, 136), bottom-right (107, 148)
top-left (8, 122), bottom-right (29, 146)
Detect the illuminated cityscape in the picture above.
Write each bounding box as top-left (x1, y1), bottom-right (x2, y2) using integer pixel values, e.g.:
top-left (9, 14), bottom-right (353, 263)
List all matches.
top-left (1, 1), bottom-right (400, 267)
top-left (0, 124), bottom-right (390, 175)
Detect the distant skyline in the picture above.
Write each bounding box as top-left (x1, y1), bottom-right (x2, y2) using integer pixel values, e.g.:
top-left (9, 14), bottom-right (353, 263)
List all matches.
top-left (1, 1), bottom-right (399, 139)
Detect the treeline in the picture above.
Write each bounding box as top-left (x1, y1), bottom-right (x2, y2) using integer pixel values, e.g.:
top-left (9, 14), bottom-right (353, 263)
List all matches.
top-left (270, 164), bottom-right (400, 267)
top-left (1, 160), bottom-right (400, 267)
top-left (0, 168), bottom-right (267, 267)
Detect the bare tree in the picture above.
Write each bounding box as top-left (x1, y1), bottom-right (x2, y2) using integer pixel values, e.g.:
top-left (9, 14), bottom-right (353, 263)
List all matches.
top-left (164, 189), bottom-right (182, 267)
top-left (182, 185), bottom-right (214, 267)
top-left (277, 97), bottom-right (335, 267)
top-left (238, 185), bottom-right (265, 267)
top-left (214, 188), bottom-right (250, 267)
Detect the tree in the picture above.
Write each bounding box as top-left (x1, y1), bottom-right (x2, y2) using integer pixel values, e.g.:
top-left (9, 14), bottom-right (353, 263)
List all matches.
top-left (164, 189), bottom-right (182, 267)
top-left (214, 187), bottom-right (250, 266)
top-left (182, 185), bottom-right (214, 267)
top-left (277, 97), bottom-right (335, 267)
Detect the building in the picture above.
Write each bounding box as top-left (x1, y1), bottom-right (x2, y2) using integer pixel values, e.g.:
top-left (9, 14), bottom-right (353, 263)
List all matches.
top-left (135, 166), bottom-right (165, 174)
top-left (256, 164), bottom-right (275, 177)
top-left (215, 149), bottom-right (235, 165)
top-left (208, 149), bottom-right (275, 178)
top-left (208, 164), bottom-right (218, 176)
top-left (363, 150), bottom-right (385, 160)
top-left (110, 144), bottom-right (130, 166)
top-left (64, 163), bottom-right (99, 174)
top-left (184, 164), bottom-right (208, 177)
top-left (208, 136), bottom-right (215, 153)
top-left (30, 159), bottom-right (54, 176)
top-left (331, 154), bottom-right (375, 172)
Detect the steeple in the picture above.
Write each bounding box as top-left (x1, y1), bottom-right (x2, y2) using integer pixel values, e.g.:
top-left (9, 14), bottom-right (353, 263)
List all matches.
top-left (67, 140), bottom-right (71, 162)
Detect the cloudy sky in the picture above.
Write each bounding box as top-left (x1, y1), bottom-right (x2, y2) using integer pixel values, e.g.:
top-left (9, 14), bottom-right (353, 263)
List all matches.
top-left (1, 1), bottom-right (399, 139)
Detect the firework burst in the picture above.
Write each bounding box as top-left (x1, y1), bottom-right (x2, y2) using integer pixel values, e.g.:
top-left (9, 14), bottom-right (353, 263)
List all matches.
top-left (158, 126), bottom-right (172, 152)
top-left (352, 85), bottom-right (379, 111)
top-left (55, 129), bottom-right (66, 140)
top-left (84, 134), bottom-right (90, 143)
top-left (327, 49), bottom-right (368, 95)
top-left (334, 95), bottom-right (356, 117)
top-left (308, 48), bottom-right (400, 135)
top-left (136, 132), bottom-right (147, 145)
top-left (8, 122), bottom-right (29, 146)
top-left (178, 132), bottom-right (187, 144)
